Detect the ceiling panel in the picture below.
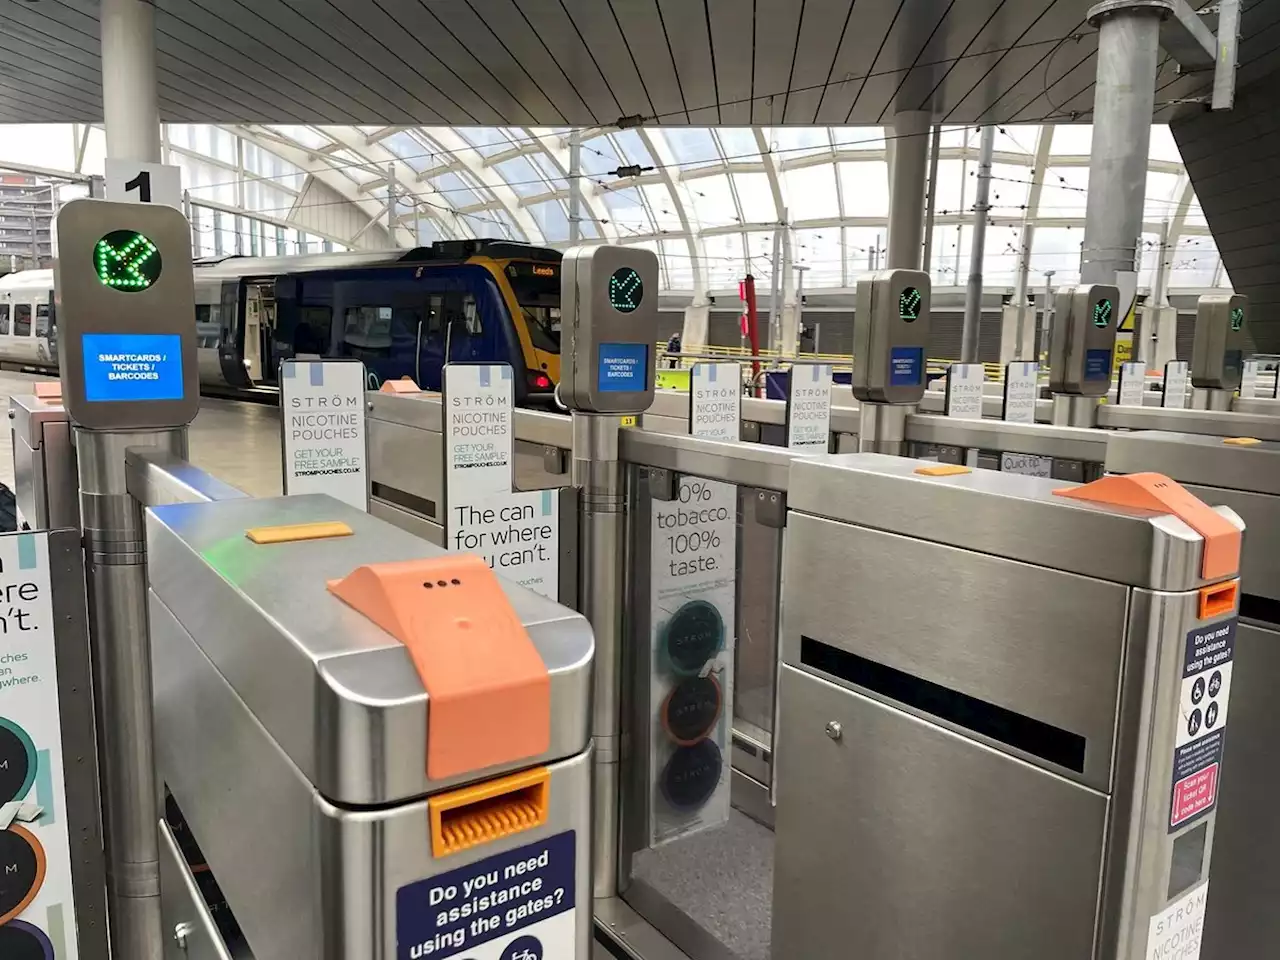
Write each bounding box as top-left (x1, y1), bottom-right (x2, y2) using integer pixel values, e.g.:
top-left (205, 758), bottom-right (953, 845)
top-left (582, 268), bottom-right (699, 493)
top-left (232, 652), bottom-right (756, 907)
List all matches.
top-left (780, 0), bottom-right (860, 123)
top-left (751, 0), bottom-right (806, 125)
top-left (511, 0), bottom-right (620, 122)
top-left (705, 0), bottom-right (754, 125)
top-left (657, 0), bottom-right (719, 124)
top-left (608, 1), bottom-right (688, 123)
top-left (558, 0), bottom-right (657, 121)
top-left (811, 0), bottom-right (911, 124)
top-left (437, 0), bottom-right (579, 124)
top-left (0, 0), bottom-right (1275, 127)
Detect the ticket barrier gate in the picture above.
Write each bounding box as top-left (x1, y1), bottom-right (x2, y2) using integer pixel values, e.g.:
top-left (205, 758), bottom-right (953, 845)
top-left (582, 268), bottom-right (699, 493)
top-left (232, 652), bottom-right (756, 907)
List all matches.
top-left (1102, 431), bottom-right (1280, 960)
top-left (133, 464), bottom-right (597, 960)
top-left (774, 454), bottom-right (1244, 959)
top-left (364, 389), bottom-right (581, 608)
top-left (9, 392), bottom-right (80, 531)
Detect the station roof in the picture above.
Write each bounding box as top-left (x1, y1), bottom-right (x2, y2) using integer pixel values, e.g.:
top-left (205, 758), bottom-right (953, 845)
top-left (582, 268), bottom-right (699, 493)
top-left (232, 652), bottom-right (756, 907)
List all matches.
top-left (1, 0), bottom-right (1275, 127)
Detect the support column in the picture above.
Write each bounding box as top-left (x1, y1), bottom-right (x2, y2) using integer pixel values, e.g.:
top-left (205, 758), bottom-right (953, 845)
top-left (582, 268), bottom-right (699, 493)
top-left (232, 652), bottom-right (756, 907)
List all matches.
top-left (1081, 1), bottom-right (1166, 286)
top-left (921, 124), bottom-right (942, 272)
top-left (887, 111), bottom-right (931, 269)
top-left (78, 429), bottom-right (186, 960)
top-left (572, 415), bottom-right (624, 899)
top-left (101, 0), bottom-right (161, 162)
top-left (568, 133), bottom-right (582, 244)
top-left (961, 126), bottom-right (995, 363)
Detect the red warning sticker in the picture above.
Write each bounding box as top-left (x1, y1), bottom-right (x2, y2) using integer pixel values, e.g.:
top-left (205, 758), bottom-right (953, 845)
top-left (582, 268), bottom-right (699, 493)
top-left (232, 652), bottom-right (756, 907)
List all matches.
top-left (1171, 763), bottom-right (1220, 829)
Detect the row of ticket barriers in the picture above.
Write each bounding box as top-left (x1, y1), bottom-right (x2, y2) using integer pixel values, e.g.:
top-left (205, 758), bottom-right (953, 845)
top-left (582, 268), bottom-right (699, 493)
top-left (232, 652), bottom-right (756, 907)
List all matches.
top-left (2, 200), bottom-right (1277, 960)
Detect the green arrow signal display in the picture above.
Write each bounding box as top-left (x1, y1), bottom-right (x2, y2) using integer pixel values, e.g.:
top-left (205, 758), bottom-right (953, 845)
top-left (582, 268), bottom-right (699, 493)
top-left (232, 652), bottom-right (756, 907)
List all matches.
top-left (609, 266), bottom-right (644, 314)
top-left (899, 287), bottom-right (922, 322)
top-left (95, 230), bottom-right (162, 291)
top-left (1092, 298), bottom-right (1113, 328)
top-left (1230, 306), bottom-right (1245, 331)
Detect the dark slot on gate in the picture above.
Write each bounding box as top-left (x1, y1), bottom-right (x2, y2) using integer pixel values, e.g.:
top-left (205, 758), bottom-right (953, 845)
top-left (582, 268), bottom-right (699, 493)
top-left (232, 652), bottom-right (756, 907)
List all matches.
top-left (800, 637), bottom-right (1087, 773)
top-left (1241, 592), bottom-right (1280, 626)
top-left (371, 482), bottom-right (437, 521)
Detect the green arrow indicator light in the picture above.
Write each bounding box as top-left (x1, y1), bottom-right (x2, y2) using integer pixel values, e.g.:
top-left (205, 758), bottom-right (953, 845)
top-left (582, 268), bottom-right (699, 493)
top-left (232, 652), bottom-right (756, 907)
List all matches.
top-left (94, 230), bottom-right (162, 292)
top-left (1092, 298), bottom-right (1113, 328)
top-left (899, 286), bottom-right (922, 322)
top-left (609, 266), bottom-right (644, 314)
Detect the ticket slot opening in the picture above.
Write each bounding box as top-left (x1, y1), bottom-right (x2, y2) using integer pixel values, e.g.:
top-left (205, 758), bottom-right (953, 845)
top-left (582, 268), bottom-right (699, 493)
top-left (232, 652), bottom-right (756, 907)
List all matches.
top-left (1199, 580), bottom-right (1239, 620)
top-left (429, 767), bottom-right (550, 858)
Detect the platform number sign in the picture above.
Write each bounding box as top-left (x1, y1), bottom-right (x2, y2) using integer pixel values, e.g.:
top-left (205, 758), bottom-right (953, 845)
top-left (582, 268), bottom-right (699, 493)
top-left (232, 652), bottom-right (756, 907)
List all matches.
top-left (1230, 306), bottom-right (1245, 331)
top-left (899, 287), bottom-right (922, 322)
top-left (104, 159), bottom-right (183, 212)
top-left (610, 267), bottom-right (644, 313)
top-left (94, 230), bottom-right (162, 291)
top-left (1093, 298), bottom-right (1113, 328)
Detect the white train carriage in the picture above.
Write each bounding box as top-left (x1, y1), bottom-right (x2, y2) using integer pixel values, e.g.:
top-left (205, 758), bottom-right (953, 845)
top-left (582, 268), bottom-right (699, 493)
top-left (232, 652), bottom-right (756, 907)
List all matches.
top-left (0, 270), bottom-right (56, 367)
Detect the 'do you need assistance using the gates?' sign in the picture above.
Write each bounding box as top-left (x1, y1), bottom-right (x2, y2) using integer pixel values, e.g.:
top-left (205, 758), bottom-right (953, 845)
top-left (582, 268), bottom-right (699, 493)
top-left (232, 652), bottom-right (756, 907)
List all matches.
top-left (397, 831), bottom-right (576, 959)
top-left (280, 359), bottom-right (369, 511)
top-left (444, 364), bottom-right (558, 600)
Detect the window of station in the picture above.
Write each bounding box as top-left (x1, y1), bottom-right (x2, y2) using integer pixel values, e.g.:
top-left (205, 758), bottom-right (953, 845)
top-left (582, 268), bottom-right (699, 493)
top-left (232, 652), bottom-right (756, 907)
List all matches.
top-left (14, 304), bottom-right (31, 337)
top-left (35, 304), bottom-right (50, 338)
top-left (0, 304), bottom-right (8, 336)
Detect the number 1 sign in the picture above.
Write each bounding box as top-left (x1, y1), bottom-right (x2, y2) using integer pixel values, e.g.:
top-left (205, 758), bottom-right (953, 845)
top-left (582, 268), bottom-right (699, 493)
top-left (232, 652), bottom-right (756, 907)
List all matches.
top-left (104, 160), bottom-right (183, 212)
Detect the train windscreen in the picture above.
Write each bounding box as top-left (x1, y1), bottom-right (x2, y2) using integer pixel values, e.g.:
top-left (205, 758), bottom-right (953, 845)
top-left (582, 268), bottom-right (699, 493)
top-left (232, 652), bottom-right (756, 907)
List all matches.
top-left (507, 262), bottom-right (560, 353)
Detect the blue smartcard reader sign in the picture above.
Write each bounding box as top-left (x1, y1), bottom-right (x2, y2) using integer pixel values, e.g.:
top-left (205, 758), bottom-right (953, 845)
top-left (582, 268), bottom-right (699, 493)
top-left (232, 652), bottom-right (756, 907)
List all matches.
top-left (81, 333), bottom-right (185, 402)
top-left (889, 346), bottom-right (924, 387)
top-left (598, 342), bottom-right (648, 393)
top-left (397, 831), bottom-right (576, 959)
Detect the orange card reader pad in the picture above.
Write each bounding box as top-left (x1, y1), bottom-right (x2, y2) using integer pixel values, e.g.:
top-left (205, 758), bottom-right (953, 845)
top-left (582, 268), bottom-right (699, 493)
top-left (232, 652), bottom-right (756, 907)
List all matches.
top-left (328, 554), bottom-right (551, 781)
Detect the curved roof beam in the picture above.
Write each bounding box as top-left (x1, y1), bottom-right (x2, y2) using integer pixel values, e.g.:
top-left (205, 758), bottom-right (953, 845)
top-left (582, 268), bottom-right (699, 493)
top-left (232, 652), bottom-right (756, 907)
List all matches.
top-left (638, 128), bottom-right (705, 300)
top-left (231, 124), bottom-right (424, 247)
top-left (413, 128), bottom-right (542, 244)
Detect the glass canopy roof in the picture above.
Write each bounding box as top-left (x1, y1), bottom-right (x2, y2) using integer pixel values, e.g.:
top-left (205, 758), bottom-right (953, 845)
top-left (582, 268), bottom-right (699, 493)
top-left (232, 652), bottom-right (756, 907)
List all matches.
top-left (0, 122), bottom-right (1225, 294)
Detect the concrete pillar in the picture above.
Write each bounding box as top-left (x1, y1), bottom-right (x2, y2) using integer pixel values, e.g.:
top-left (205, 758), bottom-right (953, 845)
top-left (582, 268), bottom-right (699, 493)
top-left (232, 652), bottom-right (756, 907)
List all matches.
top-left (681, 303), bottom-right (710, 352)
top-left (1080, 2), bottom-right (1164, 286)
top-left (887, 111), bottom-right (931, 270)
top-left (101, 0), bottom-right (161, 162)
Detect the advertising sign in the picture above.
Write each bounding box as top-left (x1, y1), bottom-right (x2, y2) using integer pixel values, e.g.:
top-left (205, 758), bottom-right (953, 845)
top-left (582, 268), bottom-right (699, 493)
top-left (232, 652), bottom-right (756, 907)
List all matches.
top-left (0, 533), bottom-right (82, 958)
top-left (279, 359), bottom-right (369, 511)
top-left (443, 364), bottom-right (558, 600)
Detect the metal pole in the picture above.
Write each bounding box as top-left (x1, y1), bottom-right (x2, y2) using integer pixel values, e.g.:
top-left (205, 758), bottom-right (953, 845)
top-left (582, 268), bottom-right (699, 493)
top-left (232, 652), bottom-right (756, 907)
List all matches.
top-left (77, 428), bottom-right (185, 960)
top-left (1080, 1), bottom-right (1164, 286)
top-left (387, 162), bottom-right (397, 239)
top-left (1040, 270), bottom-right (1056, 361)
top-left (101, 0), bottom-right (161, 162)
top-left (1152, 218), bottom-right (1171, 306)
top-left (961, 125), bottom-right (995, 363)
top-left (794, 264), bottom-right (808, 356)
top-left (572, 414), bottom-right (624, 898)
top-left (1012, 225), bottom-right (1036, 359)
top-left (887, 111), bottom-right (931, 269)
top-left (182, 190), bottom-right (196, 257)
top-left (569, 133), bottom-right (583, 244)
top-left (921, 124), bottom-right (942, 273)
top-left (31, 212), bottom-right (39, 268)
top-left (768, 226), bottom-right (782, 351)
